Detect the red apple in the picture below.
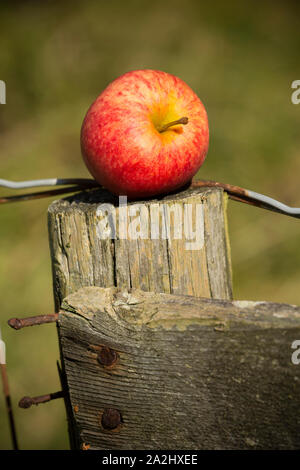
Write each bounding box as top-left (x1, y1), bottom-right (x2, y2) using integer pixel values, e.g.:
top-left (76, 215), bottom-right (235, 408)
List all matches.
top-left (81, 70), bottom-right (209, 198)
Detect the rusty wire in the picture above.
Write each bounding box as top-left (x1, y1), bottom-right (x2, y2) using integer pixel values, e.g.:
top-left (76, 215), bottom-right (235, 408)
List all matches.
top-left (0, 177), bottom-right (300, 219)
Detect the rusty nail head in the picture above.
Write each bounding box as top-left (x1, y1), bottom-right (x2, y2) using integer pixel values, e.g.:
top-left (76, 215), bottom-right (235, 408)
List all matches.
top-left (18, 396), bottom-right (33, 409)
top-left (18, 391), bottom-right (64, 409)
top-left (101, 408), bottom-right (122, 430)
top-left (7, 318), bottom-right (23, 330)
top-left (97, 346), bottom-right (118, 367)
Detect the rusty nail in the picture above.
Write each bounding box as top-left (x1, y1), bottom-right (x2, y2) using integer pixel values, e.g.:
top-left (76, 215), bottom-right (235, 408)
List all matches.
top-left (101, 408), bottom-right (122, 430)
top-left (19, 391), bottom-right (65, 409)
top-left (97, 346), bottom-right (118, 368)
top-left (8, 313), bottom-right (59, 330)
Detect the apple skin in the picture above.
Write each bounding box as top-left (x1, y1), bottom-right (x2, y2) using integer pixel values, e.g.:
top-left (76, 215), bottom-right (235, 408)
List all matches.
top-left (81, 70), bottom-right (209, 199)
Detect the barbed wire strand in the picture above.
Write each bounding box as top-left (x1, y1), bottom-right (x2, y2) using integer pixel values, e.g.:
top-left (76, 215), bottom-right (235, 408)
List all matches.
top-left (0, 177), bottom-right (299, 219)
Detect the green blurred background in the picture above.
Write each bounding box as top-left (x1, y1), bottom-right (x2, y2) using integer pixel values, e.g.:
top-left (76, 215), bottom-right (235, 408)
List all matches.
top-left (0, 0), bottom-right (300, 449)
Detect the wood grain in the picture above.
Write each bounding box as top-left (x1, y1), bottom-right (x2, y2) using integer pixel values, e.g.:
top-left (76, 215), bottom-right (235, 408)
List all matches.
top-left (48, 187), bottom-right (232, 312)
top-left (58, 286), bottom-right (300, 450)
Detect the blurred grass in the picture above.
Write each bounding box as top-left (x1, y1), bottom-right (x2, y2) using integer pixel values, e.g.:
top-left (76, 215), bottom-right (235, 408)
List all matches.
top-left (0, 0), bottom-right (300, 449)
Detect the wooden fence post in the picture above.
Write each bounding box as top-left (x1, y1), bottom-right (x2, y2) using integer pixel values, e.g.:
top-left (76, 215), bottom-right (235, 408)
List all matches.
top-left (47, 186), bottom-right (232, 448)
top-left (58, 286), bottom-right (300, 450)
top-left (48, 186), bottom-right (232, 309)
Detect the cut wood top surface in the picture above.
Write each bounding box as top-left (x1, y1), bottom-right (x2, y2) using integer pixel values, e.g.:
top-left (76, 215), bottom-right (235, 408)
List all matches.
top-left (61, 286), bottom-right (300, 332)
top-left (49, 185), bottom-right (219, 209)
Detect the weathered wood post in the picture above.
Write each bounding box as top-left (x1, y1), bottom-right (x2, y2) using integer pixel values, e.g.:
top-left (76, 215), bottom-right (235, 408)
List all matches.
top-left (47, 185), bottom-right (232, 448)
top-left (48, 186), bottom-right (232, 308)
top-left (58, 286), bottom-right (300, 449)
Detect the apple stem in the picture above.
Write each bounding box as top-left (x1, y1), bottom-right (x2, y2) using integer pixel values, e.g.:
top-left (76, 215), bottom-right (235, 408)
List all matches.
top-left (157, 116), bottom-right (188, 133)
